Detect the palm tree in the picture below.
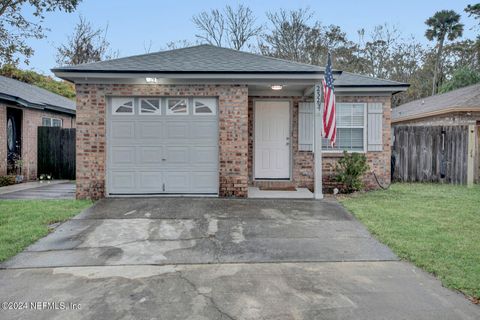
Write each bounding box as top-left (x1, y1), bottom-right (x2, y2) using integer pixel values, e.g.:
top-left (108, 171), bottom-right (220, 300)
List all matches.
top-left (425, 10), bottom-right (464, 95)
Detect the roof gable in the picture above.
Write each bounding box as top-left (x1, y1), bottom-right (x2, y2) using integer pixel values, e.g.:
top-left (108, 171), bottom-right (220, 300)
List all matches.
top-left (0, 75), bottom-right (75, 113)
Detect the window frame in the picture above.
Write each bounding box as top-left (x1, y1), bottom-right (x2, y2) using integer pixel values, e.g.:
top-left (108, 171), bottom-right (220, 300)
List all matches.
top-left (51, 118), bottom-right (63, 127)
top-left (166, 98), bottom-right (189, 115)
top-left (321, 103), bottom-right (367, 153)
top-left (193, 98), bottom-right (217, 115)
top-left (42, 117), bottom-right (52, 127)
top-left (139, 98), bottom-right (161, 115)
top-left (111, 97), bottom-right (135, 115)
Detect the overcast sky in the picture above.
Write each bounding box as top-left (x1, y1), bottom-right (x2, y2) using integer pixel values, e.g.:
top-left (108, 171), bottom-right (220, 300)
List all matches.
top-left (20, 0), bottom-right (478, 75)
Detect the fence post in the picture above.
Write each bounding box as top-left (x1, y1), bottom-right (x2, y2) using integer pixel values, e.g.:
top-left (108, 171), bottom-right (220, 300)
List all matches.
top-left (467, 124), bottom-right (475, 187)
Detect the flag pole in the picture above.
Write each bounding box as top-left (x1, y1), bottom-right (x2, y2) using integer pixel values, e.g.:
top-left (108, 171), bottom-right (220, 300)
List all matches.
top-left (314, 82), bottom-right (324, 200)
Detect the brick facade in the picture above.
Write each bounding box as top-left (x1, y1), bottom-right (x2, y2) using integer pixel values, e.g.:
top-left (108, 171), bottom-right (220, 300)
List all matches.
top-left (75, 82), bottom-right (392, 199)
top-left (0, 102), bottom-right (75, 180)
top-left (248, 95), bottom-right (392, 192)
top-left (75, 84), bottom-right (249, 200)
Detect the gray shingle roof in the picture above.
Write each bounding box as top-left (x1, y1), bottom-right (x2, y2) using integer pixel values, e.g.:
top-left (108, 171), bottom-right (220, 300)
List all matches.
top-left (392, 84), bottom-right (480, 122)
top-left (335, 72), bottom-right (408, 87)
top-left (52, 44), bottom-right (409, 88)
top-left (52, 44), bottom-right (326, 73)
top-left (0, 75), bottom-right (75, 113)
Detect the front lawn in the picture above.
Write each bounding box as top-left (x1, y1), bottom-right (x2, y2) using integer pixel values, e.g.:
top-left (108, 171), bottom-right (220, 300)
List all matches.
top-left (0, 200), bottom-right (92, 262)
top-left (339, 183), bottom-right (480, 301)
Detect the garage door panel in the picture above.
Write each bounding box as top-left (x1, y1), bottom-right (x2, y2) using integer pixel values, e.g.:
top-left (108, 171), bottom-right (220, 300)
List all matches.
top-left (110, 147), bottom-right (136, 166)
top-left (137, 121), bottom-right (164, 139)
top-left (138, 172), bottom-right (163, 192)
top-left (191, 121), bottom-right (217, 139)
top-left (111, 121), bottom-right (135, 139)
top-left (110, 171), bottom-right (136, 193)
top-left (191, 172), bottom-right (218, 193)
top-left (166, 122), bottom-right (189, 139)
top-left (165, 146), bottom-right (189, 164)
top-left (191, 146), bottom-right (218, 166)
top-left (164, 172), bottom-right (190, 192)
top-left (138, 147), bottom-right (163, 165)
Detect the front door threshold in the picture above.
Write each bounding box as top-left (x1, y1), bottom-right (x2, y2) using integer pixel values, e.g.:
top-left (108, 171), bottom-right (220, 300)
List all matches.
top-left (247, 187), bottom-right (314, 199)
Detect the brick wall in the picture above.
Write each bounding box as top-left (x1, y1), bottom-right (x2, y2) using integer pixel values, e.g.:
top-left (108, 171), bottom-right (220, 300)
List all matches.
top-left (248, 95), bottom-right (392, 192)
top-left (0, 102), bottom-right (75, 180)
top-left (75, 84), bottom-right (249, 200)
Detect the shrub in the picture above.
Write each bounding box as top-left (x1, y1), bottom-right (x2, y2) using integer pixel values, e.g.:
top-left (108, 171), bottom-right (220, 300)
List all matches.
top-left (0, 176), bottom-right (16, 187)
top-left (335, 151), bottom-right (369, 193)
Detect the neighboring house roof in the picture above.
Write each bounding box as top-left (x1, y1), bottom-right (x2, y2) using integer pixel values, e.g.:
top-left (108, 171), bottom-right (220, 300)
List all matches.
top-left (0, 75), bottom-right (75, 115)
top-left (392, 84), bottom-right (480, 123)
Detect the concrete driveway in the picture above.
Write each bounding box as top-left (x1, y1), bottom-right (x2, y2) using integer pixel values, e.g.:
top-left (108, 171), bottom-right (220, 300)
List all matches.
top-left (0, 198), bottom-right (478, 319)
top-left (0, 181), bottom-right (75, 199)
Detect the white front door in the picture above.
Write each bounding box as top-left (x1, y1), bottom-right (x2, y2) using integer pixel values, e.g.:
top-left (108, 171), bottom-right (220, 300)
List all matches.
top-left (254, 100), bottom-right (290, 179)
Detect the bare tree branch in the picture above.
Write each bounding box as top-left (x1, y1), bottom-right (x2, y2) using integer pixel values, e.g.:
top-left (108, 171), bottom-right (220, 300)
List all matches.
top-left (56, 15), bottom-right (114, 66)
top-left (224, 4), bottom-right (262, 50)
top-left (192, 9), bottom-right (224, 46)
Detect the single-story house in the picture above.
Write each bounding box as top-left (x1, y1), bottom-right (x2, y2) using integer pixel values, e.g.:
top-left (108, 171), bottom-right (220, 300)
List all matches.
top-left (52, 44), bottom-right (408, 200)
top-left (392, 84), bottom-right (480, 184)
top-left (0, 75), bottom-right (76, 180)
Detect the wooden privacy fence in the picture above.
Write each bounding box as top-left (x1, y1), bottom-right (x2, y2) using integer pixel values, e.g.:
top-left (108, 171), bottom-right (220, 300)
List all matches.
top-left (392, 125), bottom-right (469, 184)
top-left (37, 127), bottom-right (76, 180)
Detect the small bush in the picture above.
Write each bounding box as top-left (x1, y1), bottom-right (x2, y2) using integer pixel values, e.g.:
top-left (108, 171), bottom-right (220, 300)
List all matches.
top-left (335, 151), bottom-right (369, 193)
top-left (0, 176), bottom-right (16, 187)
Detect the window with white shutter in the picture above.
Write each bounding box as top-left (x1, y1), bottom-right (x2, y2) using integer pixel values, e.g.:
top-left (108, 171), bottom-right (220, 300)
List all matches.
top-left (297, 102), bottom-right (382, 153)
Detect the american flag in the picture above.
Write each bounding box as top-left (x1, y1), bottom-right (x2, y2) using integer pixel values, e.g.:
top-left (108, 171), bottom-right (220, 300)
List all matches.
top-left (322, 53), bottom-right (336, 147)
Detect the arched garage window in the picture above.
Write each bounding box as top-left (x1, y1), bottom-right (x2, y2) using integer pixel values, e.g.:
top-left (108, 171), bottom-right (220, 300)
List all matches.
top-left (112, 98), bottom-right (134, 114)
top-left (194, 98), bottom-right (216, 115)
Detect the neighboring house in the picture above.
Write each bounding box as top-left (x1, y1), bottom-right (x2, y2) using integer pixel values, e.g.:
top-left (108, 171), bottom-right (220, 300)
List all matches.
top-left (392, 84), bottom-right (480, 184)
top-left (52, 44), bottom-right (408, 200)
top-left (0, 75), bottom-right (76, 180)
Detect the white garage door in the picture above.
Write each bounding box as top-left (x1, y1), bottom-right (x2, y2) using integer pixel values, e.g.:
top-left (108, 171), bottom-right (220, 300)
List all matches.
top-left (107, 97), bottom-right (219, 195)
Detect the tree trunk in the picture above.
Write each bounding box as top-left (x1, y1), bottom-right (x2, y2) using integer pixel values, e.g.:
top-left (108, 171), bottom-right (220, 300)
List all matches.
top-left (432, 37), bottom-right (445, 96)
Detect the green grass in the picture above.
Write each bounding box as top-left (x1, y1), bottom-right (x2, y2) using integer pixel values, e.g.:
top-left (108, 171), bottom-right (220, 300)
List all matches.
top-left (0, 200), bottom-right (92, 262)
top-left (339, 183), bottom-right (480, 300)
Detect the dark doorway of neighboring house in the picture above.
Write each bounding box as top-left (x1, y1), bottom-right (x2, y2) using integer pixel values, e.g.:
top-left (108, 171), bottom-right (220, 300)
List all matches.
top-left (6, 108), bottom-right (22, 175)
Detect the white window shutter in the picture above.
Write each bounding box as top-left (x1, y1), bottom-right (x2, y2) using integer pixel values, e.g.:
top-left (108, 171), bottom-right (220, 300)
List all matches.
top-left (367, 103), bottom-right (383, 151)
top-left (298, 102), bottom-right (314, 151)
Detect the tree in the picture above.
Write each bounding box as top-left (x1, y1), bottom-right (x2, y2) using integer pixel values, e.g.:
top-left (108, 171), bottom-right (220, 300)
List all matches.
top-left (465, 3), bottom-right (480, 26)
top-left (438, 66), bottom-right (480, 93)
top-left (56, 16), bottom-right (116, 66)
top-left (425, 10), bottom-right (464, 95)
top-left (0, 0), bottom-right (80, 66)
top-left (192, 9), bottom-right (224, 47)
top-left (192, 5), bottom-right (261, 50)
top-left (260, 8), bottom-right (313, 62)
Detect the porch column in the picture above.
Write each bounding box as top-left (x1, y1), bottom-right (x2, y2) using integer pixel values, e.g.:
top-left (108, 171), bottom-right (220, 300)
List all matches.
top-left (313, 83), bottom-right (323, 199)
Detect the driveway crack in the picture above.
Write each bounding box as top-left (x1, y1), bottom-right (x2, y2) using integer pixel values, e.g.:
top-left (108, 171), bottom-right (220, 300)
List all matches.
top-left (177, 272), bottom-right (236, 320)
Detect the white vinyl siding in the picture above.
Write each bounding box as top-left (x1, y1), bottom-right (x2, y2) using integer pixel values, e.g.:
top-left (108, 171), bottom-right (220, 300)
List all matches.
top-left (367, 103), bottom-right (383, 151)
